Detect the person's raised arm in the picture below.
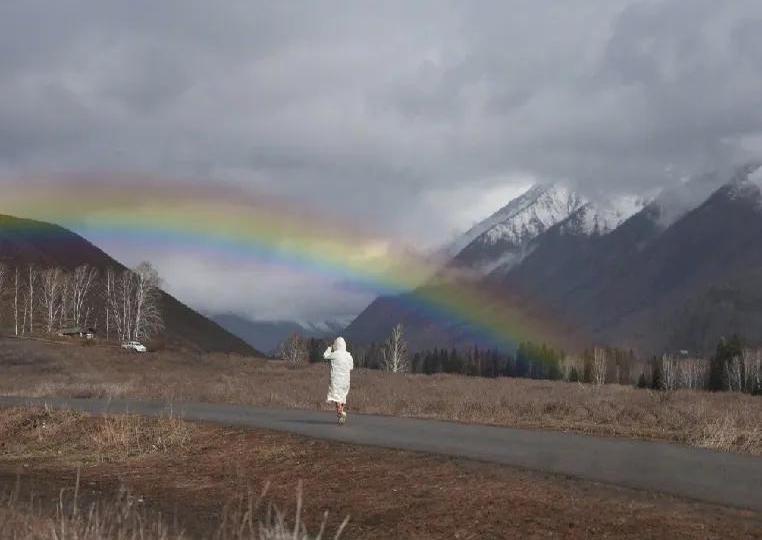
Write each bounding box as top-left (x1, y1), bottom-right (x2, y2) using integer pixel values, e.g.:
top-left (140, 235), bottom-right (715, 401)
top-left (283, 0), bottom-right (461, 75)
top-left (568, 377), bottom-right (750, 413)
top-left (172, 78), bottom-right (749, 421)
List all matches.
top-left (323, 346), bottom-right (333, 360)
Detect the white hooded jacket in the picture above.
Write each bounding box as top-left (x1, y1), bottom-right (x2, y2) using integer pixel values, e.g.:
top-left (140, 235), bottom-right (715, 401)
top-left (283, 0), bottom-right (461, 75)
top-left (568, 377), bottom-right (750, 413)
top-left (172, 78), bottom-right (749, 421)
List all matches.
top-left (323, 336), bottom-right (353, 404)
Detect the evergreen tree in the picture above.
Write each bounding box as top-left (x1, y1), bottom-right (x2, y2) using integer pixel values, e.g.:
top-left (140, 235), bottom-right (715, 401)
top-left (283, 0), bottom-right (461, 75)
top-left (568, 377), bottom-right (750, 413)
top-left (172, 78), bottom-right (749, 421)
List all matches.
top-left (569, 367), bottom-right (580, 383)
top-left (411, 352), bottom-right (421, 374)
top-left (709, 335), bottom-right (743, 391)
top-left (582, 349), bottom-right (593, 383)
top-left (650, 356), bottom-right (662, 390)
top-left (515, 342), bottom-right (529, 378)
top-left (307, 337), bottom-right (327, 363)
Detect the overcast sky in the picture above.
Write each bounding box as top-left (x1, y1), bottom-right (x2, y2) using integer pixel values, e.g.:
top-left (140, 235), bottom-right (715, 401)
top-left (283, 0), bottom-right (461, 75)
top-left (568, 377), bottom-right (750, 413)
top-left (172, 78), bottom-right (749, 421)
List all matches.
top-left (2, 1), bottom-right (762, 323)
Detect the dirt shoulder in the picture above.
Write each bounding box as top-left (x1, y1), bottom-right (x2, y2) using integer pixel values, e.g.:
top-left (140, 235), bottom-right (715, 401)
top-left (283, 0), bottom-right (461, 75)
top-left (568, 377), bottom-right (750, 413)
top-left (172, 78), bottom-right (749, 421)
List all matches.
top-left (1, 406), bottom-right (760, 539)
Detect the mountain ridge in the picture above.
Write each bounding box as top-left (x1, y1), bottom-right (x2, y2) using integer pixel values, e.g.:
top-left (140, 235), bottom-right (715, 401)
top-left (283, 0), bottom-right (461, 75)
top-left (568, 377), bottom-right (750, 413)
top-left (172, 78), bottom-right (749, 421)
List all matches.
top-left (346, 165), bottom-right (762, 355)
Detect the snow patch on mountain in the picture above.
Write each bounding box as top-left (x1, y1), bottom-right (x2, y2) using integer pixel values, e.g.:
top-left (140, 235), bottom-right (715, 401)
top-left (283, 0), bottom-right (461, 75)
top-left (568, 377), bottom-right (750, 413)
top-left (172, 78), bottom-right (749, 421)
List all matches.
top-left (561, 195), bottom-right (647, 236)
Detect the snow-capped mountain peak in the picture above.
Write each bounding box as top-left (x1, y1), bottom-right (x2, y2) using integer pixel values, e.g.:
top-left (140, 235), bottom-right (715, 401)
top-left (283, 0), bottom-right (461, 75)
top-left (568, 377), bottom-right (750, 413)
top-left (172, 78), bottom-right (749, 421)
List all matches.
top-left (446, 184), bottom-right (573, 257)
top-left (446, 183), bottom-right (587, 274)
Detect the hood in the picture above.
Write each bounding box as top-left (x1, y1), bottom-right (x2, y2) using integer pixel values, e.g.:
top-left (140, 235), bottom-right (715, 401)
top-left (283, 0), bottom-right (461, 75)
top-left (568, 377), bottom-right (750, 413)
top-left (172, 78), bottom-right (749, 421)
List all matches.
top-left (333, 336), bottom-right (347, 351)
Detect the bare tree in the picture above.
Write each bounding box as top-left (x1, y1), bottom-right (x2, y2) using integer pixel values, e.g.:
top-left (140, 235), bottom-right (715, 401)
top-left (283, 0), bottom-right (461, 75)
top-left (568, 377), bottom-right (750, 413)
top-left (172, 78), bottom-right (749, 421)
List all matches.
top-left (59, 272), bottom-right (70, 330)
top-left (279, 332), bottom-right (307, 365)
top-left (69, 264), bottom-right (98, 328)
top-left (381, 323), bottom-right (409, 373)
top-left (14, 267), bottom-right (20, 336)
top-left (726, 355), bottom-right (743, 392)
top-left (105, 267), bottom-right (117, 341)
top-left (591, 347), bottom-right (607, 385)
top-left (119, 269), bottom-right (134, 340)
top-left (661, 355), bottom-right (679, 390)
top-left (0, 263), bottom-right (6, 327)
top-left (40, 267), bottom-right (65, 334)
top-left (132, 262), bottom-right (163, 341)
top-left (27, 265), bottom-right (38, 334)
top-left (742, 349), bottom-right (762, 394)
top-left (105, 263), bottom-right (163, 343)
top-left (678, 357), bottom-right (709, 390)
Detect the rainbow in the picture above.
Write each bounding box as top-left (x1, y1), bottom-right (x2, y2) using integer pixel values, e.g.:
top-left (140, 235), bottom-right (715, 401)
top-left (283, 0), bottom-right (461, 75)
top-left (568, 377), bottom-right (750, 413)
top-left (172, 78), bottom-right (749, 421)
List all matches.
top-left (2, 173), bottom-right (573, 350)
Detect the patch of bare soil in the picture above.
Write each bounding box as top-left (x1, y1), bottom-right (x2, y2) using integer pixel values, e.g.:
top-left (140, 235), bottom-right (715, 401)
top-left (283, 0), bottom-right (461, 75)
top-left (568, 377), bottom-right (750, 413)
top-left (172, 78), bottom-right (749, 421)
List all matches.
top-left (0, 407), bottom-right (760, 539)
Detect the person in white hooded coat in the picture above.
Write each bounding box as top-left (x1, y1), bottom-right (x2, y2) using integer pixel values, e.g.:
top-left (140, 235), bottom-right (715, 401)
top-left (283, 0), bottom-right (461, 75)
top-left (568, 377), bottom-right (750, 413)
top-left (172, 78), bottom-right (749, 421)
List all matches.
top-left (323, 336), bottom-right (353, 424)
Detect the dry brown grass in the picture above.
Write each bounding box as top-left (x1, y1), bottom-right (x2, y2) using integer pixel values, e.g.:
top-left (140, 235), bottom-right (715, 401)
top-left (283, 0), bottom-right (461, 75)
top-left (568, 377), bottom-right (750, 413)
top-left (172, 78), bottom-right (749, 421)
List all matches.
top-left (0, 406), bottom-right (86, 460)
top-left (1, 479), bottom-right (348, 540)
top-left (0, 406), bottom-right (192, 463)
top-left (2, 337), bottom-right (762, 455)
top-left (90, 412), bottom-right (192, 462)
top-left (0, 408), bottom-right (349, 539)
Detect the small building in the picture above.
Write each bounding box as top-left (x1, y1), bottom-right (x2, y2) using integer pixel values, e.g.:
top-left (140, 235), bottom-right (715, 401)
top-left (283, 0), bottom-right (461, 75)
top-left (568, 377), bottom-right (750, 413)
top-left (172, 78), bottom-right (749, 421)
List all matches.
top-left (57, 327), bottom-right (97, 339)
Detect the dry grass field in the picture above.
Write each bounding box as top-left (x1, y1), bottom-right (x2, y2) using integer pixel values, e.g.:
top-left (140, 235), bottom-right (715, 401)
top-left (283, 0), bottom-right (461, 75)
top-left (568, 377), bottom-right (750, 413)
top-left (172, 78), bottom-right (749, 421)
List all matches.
top-left (1, 336), bottom-right (761, 456)
top-left (1, 406), bottom-right (760, 539)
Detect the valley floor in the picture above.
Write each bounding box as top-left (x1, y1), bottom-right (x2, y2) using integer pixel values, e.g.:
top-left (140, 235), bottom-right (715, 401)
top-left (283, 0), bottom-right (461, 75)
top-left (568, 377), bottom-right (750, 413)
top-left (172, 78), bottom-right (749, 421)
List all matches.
top-left (1, 336), bottom-right (761, 456)
top-left (1, 406), bottom-right (760, 539)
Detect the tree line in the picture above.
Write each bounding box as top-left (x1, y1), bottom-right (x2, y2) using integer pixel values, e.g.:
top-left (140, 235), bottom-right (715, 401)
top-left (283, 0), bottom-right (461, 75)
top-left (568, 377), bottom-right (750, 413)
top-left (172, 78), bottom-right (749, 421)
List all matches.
top-left (279, 324), bottom-right (761, 395)
top-left (0, 261), bottom-right (164, 343)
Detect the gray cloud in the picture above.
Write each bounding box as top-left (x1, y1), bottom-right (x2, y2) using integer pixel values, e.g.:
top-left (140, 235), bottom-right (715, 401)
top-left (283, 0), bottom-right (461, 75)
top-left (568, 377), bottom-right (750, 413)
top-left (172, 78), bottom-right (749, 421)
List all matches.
top-left (1, 1), bottom-right (762, 321)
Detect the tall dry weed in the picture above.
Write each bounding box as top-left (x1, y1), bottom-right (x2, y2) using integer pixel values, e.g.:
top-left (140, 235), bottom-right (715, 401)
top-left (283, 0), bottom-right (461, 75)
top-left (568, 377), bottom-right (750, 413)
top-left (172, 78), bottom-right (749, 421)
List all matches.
top-left (91, 412), bottom-right (192, 461)
top-left (0, 471), bottom-right (181, 539)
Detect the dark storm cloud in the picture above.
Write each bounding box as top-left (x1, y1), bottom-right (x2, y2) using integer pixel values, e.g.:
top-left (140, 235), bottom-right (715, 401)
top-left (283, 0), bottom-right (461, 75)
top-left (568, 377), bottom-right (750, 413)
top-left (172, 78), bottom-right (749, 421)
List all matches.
top-left (1, 1), bottom-right (761, 320)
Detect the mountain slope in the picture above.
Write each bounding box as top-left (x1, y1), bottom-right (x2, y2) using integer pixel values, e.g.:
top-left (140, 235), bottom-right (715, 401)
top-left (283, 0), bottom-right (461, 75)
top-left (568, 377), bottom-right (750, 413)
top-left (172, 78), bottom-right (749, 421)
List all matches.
top-left (0, 214), bottom-right (260, 355)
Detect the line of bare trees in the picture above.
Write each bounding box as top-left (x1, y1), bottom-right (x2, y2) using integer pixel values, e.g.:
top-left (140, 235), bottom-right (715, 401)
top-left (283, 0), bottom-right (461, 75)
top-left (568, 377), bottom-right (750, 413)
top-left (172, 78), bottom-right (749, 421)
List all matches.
top-left (0, 261), bottom-right (164, 343)
top-left (277, 322), bottom-right (761, 396)
top-left (561, 348), bottom-right (761, 394)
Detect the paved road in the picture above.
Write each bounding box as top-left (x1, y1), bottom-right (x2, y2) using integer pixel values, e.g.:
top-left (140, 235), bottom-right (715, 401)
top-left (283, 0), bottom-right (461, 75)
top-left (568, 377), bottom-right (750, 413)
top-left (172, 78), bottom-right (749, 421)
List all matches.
top-left (2, 395), bottom-right (761, 512)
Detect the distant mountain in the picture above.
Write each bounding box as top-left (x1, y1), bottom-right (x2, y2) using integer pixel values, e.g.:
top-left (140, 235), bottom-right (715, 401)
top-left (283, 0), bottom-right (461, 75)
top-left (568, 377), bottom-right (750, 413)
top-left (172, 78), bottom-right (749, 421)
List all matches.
top-left (347, 165), bottom-right (762, 355)
top-left (446, 184), bottom-right (587, 275)
top-left (0, 214), bottom-right (259, 355)
top-left (212, 313), bottom-right (345, 354)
